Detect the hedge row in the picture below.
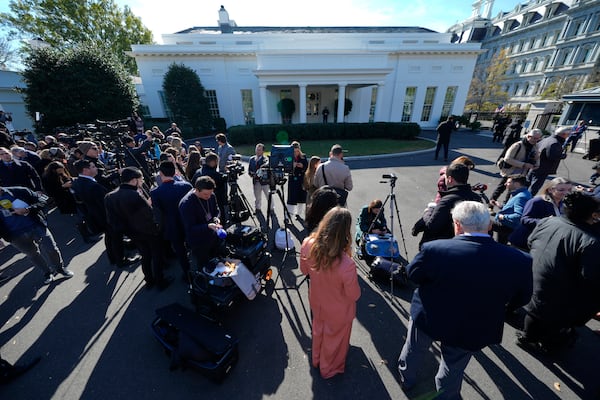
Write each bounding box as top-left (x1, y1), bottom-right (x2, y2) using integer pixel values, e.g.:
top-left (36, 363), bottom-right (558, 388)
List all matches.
top-left (227, 122), bottom-right (421, 145)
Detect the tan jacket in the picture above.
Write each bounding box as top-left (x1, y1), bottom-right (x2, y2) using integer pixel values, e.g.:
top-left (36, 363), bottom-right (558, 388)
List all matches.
top-left (313, 157), bottom-right (353, 191)
top-left (499, 140), bottom-right (539, 177)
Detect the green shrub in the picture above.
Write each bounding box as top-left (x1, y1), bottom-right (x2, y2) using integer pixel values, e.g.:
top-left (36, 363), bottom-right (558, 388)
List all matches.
top-left (227, 122), bottom-right (421, 145)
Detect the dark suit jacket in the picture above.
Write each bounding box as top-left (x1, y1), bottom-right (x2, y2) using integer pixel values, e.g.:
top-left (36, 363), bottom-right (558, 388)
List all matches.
top-left (0, 159), bottom-right (43, 191)
top-left (150, 179), bottom-right (192, 240)
top-left (408, 235), bottom-right (533, 351)
top-left (71, 176), bottom-right (109, 232)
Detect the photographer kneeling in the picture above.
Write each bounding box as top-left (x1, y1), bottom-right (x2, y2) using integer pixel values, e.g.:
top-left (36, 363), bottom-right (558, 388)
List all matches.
top-left (355, 199), bottom-right (388, 244)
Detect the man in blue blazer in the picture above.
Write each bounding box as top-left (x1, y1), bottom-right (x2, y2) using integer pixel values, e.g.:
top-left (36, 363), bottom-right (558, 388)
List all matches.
top-left (398, 201), bottom-right (533, 398)
top-left (150, 161), bottom-right (193, 279)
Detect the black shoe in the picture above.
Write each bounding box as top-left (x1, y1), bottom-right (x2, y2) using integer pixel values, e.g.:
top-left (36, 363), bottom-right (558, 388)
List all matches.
top-left (116, 255), bottom-right (141, 268)
top-left (0, 356), bottom-right (41, 384)
top-left (54, 267), bottom-right (74, 279)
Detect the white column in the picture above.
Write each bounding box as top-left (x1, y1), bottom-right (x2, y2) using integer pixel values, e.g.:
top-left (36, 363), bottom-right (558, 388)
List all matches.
top-left (299, 83), bottom-right (307, 124)
top-left (337, 84), bottom-right (346, 123)
top-left (259, 85), bottom-right (268, 124)
top-left (374, 83), bottom-right (385, 122)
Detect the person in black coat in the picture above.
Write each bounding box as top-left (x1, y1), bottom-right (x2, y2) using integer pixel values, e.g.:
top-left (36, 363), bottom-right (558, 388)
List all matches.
top-left (71, 159), bottom-right (135, 267)
top-left (434, 116), bottom-right (455, 161)
top-left (501, 119), bottom-right (523, 153)
top-left (150, 161), bottom-right (193, 278)
top-left (517, 192), bottom-right (600, 355)
top-left (0, 147), bottom-right (43, 192)
top-left (398, 201), bottom-right (532, 397)
top-left (192, 152), bottom-right (228, 220)
top-left (418, 163), bottom-right (482, 248)
top-left (78, 141), bottom-right (119, 191)
top-left (41, 161), bottom-right (77, 214)
top-left (527, 127), bottom-right (571, 196)
top-left (105, 167), bottom-right (170, 290)
top-left (178, 176), bottom-right (223, 269)
top-left (286, 141), bottom-right (308, 218)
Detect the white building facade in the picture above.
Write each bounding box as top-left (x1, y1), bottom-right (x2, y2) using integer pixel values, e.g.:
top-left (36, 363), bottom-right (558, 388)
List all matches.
top-left (0, 71), bottom-right (34, 133)
top-left (129, 8), bottom-right (481, 129)
top-left (449, 0), bottom-right (600, 109)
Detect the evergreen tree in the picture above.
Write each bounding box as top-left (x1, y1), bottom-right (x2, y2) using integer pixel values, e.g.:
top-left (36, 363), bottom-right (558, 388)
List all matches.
top-left (162, 63), bottom-right (212, 136)
top-left (21, 45), bottom-right (138, 131)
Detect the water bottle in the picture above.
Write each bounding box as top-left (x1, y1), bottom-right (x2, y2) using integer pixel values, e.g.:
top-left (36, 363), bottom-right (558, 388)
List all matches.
top-left (217, 228), bottom-right (227, 239)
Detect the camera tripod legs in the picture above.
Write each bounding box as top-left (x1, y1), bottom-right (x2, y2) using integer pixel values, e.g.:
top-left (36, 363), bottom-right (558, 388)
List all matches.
top-left (228, 182), bottom-right (257, 226)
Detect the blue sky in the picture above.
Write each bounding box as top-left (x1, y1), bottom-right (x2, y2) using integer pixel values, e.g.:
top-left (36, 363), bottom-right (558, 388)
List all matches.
top-left (1, 0), bottom-right (524, 43)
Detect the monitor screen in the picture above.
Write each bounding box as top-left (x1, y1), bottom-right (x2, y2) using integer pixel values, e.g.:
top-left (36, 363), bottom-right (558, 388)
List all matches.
top-left (269, 145), bottom-right (293, 173)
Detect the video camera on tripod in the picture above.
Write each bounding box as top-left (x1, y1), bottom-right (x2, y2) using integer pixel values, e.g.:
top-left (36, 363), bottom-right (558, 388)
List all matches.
top-left (255, 145), bottom-right (294, 188)
top-left (225, 155), bottom-right (245, 183)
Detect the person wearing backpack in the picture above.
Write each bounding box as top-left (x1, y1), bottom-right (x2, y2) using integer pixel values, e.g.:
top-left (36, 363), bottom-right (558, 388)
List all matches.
top-left (490, 129), bottom-right (541, 205)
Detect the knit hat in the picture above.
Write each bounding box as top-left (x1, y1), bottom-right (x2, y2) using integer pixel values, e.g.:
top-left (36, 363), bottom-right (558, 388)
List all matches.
top-left (77, 141), bottom-right (95, 155)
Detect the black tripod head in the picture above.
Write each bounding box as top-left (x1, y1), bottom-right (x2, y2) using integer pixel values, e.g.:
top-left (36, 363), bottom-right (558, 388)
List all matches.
top-left (381, 173), bottom-right (397, 187)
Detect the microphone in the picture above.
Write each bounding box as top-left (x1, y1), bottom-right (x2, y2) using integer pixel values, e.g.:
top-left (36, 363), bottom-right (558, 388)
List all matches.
top-left (472, 183), bottom-right (488, 192)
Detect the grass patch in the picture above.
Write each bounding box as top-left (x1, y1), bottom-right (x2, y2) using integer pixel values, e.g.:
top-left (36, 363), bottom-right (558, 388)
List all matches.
top-left (233, 138), bottom-right (433, 157)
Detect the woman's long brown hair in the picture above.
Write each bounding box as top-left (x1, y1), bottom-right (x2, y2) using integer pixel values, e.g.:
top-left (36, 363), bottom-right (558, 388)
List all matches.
top-left (308, 207), bottom-right (352, 271)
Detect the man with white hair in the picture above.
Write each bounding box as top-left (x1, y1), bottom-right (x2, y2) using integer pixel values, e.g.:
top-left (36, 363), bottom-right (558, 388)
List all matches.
top-left (397, 201), bottom-right (532, 398)
top-left (527, 126), bottom-right (571, 195)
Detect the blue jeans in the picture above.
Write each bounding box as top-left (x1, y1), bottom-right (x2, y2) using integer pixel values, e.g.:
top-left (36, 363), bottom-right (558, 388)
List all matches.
top-left (9, 225), bottom-right (63, 275)
top-left (398, 318), bottom-right (475, 399)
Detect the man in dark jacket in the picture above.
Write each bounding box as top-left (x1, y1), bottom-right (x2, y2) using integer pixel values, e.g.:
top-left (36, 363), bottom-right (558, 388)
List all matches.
top-left (434, 116), bottom-right (455, 161)
top-left (398, 201), bottom-right (532, 397)
top-left (0, 147), bottom-right (43, 192)
top-left (517, 192), bottom-right (600, 355)
top-left (179, 176), bottom-right (223, 269)
top-left (419, 163), bottom-right (482, 247)
top-left (78, 141), bottom-right (119, 190)
top-left (105, 167), bottom-right (170, 290)
top-left (0, 185), bottom-right (73, 284)
top-left (71, 159), bottom-right (137, 267)
top-left (150, 161), bottom-right (193, 278)
top-left (192, 152), bottom-right (228, 220)
top-left (527, 126), bottom-right (570, 195)
top-left (122, 134), bottom-right (152, 178)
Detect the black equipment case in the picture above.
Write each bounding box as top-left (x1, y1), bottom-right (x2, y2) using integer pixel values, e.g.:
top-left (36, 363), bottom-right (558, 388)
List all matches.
top-left (151, 303), bottom-right (238, 382)
top-left (370, 256), bottom-right (408, 285)
top-left (190, 225), bottom-right (272, 316)
top-left (587, 138), bottom-right (600, 161)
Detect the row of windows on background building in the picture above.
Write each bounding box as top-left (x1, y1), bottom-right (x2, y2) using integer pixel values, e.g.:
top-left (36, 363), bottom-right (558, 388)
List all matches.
top-left (157, 89), bottom-right (225, 122)
top-left (487, 5), bottom-right (600, 37)
top-left (402, 86), bottom-right (457, 122)
top-left (154, 85), bottom-right (458, 125)
top-left (485, 13), bottom-right (600, 63)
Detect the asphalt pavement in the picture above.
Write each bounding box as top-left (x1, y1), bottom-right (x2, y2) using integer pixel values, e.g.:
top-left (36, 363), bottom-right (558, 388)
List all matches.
top-left (1, 129), bottom-right (599, 399)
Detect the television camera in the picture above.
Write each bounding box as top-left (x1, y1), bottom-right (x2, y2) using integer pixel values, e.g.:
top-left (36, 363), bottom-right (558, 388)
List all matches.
top-left (225, 154), bottom-right (245, 183)
top-left (255, 144), bottom-right (294, 188)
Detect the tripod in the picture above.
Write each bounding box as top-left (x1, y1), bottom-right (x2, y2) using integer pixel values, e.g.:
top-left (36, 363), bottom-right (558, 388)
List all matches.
top-left (368, 174), bottom-right (410, 295)
top-left (228, 180), bottom-right (257, 226)
top-left (264, 170), bottom-right (300, 288)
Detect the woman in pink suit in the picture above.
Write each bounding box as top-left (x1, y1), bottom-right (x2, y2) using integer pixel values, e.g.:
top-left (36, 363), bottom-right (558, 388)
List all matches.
top-left (300, 207), bottom-right (361, 379)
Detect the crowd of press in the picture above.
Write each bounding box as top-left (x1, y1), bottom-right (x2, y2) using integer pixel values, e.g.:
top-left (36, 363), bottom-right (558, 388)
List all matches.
top-left (0, 111), bottom-right (598, 399)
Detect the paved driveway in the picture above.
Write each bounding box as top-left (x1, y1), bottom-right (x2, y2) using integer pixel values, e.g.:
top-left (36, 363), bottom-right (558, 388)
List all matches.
top-left (1, 129), bottom-right (599, 399)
